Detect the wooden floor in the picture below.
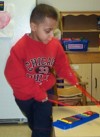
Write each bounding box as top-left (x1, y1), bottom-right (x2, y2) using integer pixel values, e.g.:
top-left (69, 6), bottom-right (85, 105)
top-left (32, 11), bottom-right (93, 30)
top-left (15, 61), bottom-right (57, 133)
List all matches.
top-left (0, 124), bottom-right (55, 137)
top-left (0, 103), bottom-right (94, 137)
top-left (0, 124), bottom-right (31, 137)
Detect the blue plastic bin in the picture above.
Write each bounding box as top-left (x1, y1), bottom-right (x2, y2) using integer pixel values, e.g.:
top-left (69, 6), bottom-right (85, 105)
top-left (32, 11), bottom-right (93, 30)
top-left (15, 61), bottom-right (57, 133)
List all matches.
top-left (61, 39), bottom-right (89, 51)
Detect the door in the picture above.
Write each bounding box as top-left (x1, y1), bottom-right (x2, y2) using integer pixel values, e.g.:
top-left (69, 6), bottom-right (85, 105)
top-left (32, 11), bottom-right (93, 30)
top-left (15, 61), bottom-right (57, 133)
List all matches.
top-left (71, 64), bottom-right (91, 101)
top-left (92, 63), bottom-right (100, 101)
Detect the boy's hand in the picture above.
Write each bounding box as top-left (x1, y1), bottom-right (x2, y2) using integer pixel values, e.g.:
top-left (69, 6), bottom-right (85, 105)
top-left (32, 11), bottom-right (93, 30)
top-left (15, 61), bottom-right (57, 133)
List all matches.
top-left (42, 97), bottom-right (48, 102)
top-left (33, 73), bottom-right (56, 102)
top-left (33, 88), bottom-right (48, 102)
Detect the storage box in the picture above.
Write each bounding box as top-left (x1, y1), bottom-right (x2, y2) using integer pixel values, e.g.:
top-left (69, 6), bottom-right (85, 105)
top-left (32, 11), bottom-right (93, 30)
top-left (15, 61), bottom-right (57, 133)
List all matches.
top-left (61, 39), bottom-right (89, 51)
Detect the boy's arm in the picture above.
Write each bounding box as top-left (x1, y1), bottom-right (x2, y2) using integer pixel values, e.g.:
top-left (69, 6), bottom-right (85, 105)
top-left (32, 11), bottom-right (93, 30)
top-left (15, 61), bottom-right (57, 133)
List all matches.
top-left (54, 43), bottom-right (79, 85)
top-left (4, 48), bottom-right (47, 102)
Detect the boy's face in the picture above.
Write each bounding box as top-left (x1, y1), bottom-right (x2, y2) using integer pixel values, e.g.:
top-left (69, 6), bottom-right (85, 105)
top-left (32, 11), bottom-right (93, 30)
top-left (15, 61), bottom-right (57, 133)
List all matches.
top-left (31, 17), bottom-right (58, 44)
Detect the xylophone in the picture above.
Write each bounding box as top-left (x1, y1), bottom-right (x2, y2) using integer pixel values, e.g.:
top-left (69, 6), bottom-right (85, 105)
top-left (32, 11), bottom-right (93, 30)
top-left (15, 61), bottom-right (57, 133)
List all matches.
top-left (53, 111), bottom-right (99, 130)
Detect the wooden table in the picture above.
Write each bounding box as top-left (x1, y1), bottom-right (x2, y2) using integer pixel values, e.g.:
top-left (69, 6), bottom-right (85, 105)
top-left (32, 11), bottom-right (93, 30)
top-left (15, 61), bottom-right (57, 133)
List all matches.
top-left (52, 105), bottom-right (100, 137)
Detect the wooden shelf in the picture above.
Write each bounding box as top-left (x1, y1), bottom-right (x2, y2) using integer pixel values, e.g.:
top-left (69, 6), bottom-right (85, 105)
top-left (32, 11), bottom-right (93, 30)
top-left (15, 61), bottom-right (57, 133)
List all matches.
top-left (62, 29), bottom-right (100, 32)
top-left (60, 11), bottom-right (100, 16)
top-left (66, 47), bottom-right (100, 53)
top-left (60, 11), bottom-right (100, 48)
top-left (67, 51), bottom-right (100, 64)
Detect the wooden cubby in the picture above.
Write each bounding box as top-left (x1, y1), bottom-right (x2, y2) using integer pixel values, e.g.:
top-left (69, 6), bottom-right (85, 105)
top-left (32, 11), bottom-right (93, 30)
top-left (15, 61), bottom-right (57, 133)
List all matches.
top-left (60, 11), bottom-right (100, 48)
top-left (59, 11), bottom-right (100, 101)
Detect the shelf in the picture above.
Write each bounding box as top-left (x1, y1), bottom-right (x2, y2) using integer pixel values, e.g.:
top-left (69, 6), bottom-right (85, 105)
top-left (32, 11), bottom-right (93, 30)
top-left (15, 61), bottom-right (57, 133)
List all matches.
top-left (60, 11), bottom-right (100, 48)
top-left (62, 29), bottom-right (100, 32)
top-left (60, 11), bottom-right (100, 16)
top-left (87, 47), bottom-right (100, 52)
top-left (67, 52), bottom-right (100, 64)
top-left (65, 47), bottom-right (100, 53)
top-left (65, 47), bottom-right (100, 63)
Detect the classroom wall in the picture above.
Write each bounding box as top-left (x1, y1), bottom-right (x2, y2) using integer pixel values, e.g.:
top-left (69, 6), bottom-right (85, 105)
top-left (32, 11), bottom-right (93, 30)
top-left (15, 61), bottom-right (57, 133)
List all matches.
top-left (37, 0), bottom-right (100, 11)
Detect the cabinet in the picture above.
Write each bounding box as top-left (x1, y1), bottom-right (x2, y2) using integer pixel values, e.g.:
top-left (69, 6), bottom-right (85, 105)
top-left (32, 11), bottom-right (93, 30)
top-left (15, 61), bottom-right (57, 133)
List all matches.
top-left (71, 64), bottom-right (91, 101)
top-left (71, 63), bottom-right (100, 102)
top-left (60, 11), bottom-right (100, 102)
top-left (60, 11), bottom-right (100, 100)
top-left (60, 11), bottom-right (100, 48)
top-left (92, 64), bottom-right (100, 101)
top-left (57, 63), bottom-right (100, 102)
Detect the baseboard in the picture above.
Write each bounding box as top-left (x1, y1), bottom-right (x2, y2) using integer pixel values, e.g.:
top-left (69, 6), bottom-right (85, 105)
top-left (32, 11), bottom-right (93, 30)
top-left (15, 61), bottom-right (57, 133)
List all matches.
top-left (0, 118), bottom-right (27, 124)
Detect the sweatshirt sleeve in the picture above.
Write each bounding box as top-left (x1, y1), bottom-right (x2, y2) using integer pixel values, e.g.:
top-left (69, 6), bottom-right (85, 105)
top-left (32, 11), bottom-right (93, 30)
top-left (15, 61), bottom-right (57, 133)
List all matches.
top-left (4, 47), bottom-right (47, 101)
top-left (54, 43), bottom-right (79, 85)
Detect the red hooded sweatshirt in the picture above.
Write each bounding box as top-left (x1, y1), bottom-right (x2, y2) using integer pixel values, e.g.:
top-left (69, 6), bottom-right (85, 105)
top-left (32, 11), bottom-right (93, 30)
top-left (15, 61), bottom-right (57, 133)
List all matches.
top-left (4, 34), bottom-right (78, 101)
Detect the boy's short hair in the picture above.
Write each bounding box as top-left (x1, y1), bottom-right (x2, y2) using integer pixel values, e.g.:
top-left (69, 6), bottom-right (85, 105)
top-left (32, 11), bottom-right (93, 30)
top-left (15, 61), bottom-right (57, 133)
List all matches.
top-left (30, 4), bottom-right (58, 24)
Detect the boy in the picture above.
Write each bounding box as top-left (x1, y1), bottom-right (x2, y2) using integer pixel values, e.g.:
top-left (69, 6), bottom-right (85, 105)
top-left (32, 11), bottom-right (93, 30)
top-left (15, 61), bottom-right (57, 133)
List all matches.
top-left (4, 4), bottom-right (78, 137)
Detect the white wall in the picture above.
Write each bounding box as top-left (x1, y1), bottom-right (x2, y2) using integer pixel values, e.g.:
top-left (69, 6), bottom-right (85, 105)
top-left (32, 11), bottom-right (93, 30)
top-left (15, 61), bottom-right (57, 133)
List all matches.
top-left (0, 0), bottom-right (36, 120)
top-left (37, 0), bottom-right (100, 11)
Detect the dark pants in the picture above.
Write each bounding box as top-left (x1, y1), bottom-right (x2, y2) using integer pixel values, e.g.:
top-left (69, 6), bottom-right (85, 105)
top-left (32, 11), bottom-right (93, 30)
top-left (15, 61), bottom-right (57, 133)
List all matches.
top-left (15, 89), bottom-right (54, 137)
